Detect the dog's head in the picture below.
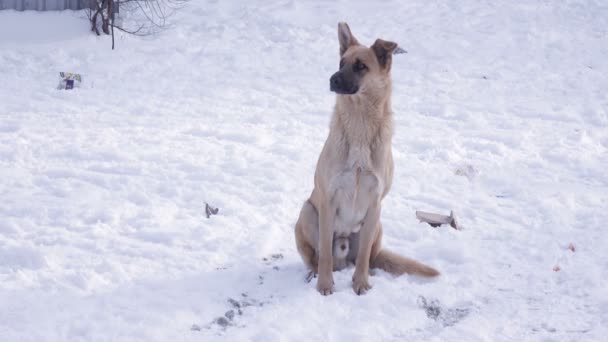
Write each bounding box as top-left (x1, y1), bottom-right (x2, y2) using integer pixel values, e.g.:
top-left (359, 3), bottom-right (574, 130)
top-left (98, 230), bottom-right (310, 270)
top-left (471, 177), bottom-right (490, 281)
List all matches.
top-left (329, 22), bottom-right (398, 96)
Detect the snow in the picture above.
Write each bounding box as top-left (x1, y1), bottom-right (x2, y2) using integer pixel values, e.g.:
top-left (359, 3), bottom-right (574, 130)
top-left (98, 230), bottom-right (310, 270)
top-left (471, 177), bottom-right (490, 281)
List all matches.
top-left (1, 0), bottom-right (608, 340)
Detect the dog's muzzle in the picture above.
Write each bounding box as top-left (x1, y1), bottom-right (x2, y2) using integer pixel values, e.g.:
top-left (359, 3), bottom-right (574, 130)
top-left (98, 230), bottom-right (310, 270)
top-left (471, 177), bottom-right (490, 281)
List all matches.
top-left (330, 72), bottom-right (358, 95)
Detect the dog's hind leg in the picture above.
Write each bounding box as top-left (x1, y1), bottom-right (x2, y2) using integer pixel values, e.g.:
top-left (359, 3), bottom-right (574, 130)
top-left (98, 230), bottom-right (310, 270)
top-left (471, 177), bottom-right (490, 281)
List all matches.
top-left (295, 200), bottom-right (319, 280)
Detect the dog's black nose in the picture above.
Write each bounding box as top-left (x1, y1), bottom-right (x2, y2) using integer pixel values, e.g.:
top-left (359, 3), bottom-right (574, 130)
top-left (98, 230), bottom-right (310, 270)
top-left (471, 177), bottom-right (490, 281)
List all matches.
top-left (330, 73), bottom-right (342, 91)
top-left (340, 244), bottom-right (346, 251)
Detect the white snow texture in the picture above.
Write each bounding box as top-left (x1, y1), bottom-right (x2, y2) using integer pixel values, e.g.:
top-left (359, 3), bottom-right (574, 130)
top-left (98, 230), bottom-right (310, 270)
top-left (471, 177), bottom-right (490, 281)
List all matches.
top-left (1, 1), bottom-right (607, 341)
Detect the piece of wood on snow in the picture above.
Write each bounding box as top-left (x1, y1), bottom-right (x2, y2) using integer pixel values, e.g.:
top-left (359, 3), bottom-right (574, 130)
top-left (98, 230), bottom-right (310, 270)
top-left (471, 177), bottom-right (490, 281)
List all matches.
top-left (415, 210), bottom-right (460, 230)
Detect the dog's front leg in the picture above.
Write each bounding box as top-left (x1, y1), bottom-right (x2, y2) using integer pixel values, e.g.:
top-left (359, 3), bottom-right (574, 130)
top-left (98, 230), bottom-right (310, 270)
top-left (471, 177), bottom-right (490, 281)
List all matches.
top-left (352, 202), bottom-right (381, 295)
top-left (316, 203), bottom-right (334, 295)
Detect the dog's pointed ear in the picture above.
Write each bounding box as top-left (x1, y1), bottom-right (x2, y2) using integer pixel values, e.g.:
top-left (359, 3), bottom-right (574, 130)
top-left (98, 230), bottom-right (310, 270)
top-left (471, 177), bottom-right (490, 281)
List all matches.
top-left (372, 39), bottom-right (398, 70)
top-left (338, 22), bottom-right (359, 56)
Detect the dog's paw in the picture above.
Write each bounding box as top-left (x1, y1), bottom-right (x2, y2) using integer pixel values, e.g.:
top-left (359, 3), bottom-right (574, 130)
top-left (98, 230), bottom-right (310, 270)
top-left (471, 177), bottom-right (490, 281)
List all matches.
top-left (352, 274), bottom-right (372, 295)
top-left (316, 276), bottom-right (334, 296)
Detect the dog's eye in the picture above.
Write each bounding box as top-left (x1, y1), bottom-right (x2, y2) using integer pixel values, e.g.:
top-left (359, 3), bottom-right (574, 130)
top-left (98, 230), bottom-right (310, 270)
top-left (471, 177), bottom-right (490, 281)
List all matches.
top-left (339, 59), bottom-right (345, 69)
top-left (353, 60), bottom-right (367, 72)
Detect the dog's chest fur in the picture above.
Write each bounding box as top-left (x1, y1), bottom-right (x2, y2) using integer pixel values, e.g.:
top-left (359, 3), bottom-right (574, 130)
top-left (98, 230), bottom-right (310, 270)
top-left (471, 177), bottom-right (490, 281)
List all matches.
top-left (329, 134), bottom-right (383, 236)
top-left (318, 93), bottom-right (393, 238)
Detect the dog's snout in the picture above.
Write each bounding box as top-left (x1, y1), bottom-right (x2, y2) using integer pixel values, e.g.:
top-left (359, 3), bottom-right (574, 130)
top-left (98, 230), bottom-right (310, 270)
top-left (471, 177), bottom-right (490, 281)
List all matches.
top-left (330, 73), bottom-right (342, 91)
top-left (329, 70), bottom-right (359, 95)
top-left (340, 244), bottom-right (346, 251)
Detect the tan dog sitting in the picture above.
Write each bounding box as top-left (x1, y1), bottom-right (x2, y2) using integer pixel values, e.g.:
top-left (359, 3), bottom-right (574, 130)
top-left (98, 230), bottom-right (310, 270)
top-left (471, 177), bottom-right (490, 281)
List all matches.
top-left (295, 22), bottom-right (439, 296)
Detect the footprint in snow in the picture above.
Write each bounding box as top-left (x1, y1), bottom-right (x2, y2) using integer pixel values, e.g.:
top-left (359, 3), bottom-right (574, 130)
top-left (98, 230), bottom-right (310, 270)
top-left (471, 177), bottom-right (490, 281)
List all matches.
top-left (196, 293), bottom-right (268, 331)
top-left (262, 253), bottom-right (284, 271)
top-left (454, 164), bottom-right (478, 181)
top-left (418, 296), bottom-right (472, 327)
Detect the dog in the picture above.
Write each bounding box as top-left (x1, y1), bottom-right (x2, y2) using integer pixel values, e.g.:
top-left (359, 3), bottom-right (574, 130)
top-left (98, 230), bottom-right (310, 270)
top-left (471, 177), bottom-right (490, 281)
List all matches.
top-left (295, 22), bottom-right (440, 296)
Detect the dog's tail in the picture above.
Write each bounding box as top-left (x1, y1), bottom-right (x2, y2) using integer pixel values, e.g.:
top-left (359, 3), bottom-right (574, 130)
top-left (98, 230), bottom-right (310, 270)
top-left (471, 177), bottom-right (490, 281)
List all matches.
top-left (372, 249), bottom-right (440, 277)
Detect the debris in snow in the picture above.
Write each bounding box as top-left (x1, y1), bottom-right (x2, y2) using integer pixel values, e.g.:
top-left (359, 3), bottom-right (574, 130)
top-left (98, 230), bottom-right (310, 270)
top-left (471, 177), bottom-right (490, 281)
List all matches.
top-left (213, 316), bottom-right (231, 328)
top-left (190, 324), bottom-right (201, 331)
top-left (228, 298), bottom-right (241, 308)
top-left (262, 253), bottom-right (283, 263)
top-left (57, 72), bottom-right (82, 90)
top-left (455, 164), bottom-right (478, 180)
top-left (553, 265), bottom-right (561, 272)
top-left (417, 296), bottom-right (471, 327)
top-left (416, 210), bottom-right (460, 230)
top-left (567, 243), bottom-right (576, 252)
top-left (205, 203), bottom-right (219, 218)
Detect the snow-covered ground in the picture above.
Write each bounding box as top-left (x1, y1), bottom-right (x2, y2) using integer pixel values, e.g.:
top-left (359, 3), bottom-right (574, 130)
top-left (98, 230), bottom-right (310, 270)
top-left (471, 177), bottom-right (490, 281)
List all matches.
top-left (1, 1), bottom-right (608, 340)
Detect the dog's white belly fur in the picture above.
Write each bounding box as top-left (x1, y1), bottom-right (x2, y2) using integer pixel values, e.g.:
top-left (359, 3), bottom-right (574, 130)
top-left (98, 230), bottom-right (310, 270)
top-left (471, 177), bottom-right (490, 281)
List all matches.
top-left (330, 165), bottom-right (381, 236)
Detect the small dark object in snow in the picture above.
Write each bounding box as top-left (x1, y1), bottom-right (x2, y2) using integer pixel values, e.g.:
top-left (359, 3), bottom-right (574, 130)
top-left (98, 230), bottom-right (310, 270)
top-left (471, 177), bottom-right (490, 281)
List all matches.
top-left (567, 243), bottom-right (576, 252)
top-left (205, 203), bottom-right (219, 218)
top-left (553, 265), bottom-right (561, 272)
top-left (57, 72), bottom-right (82, 90)
top-left (225, 310), bottom-right (235, 320)
top-left (416, 210), bottom-right (460, 230)
top-left (213, 316), bottom-right (230, 328)
top-left (190, 324), bottom-right (201, 331)
top-left (228, 298), bottom-right (241, 308)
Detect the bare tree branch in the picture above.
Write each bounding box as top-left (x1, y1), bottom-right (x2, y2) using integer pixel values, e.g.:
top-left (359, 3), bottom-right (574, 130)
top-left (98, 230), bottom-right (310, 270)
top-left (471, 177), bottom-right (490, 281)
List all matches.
top-left (87, 0), bottom-right (188, 48)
